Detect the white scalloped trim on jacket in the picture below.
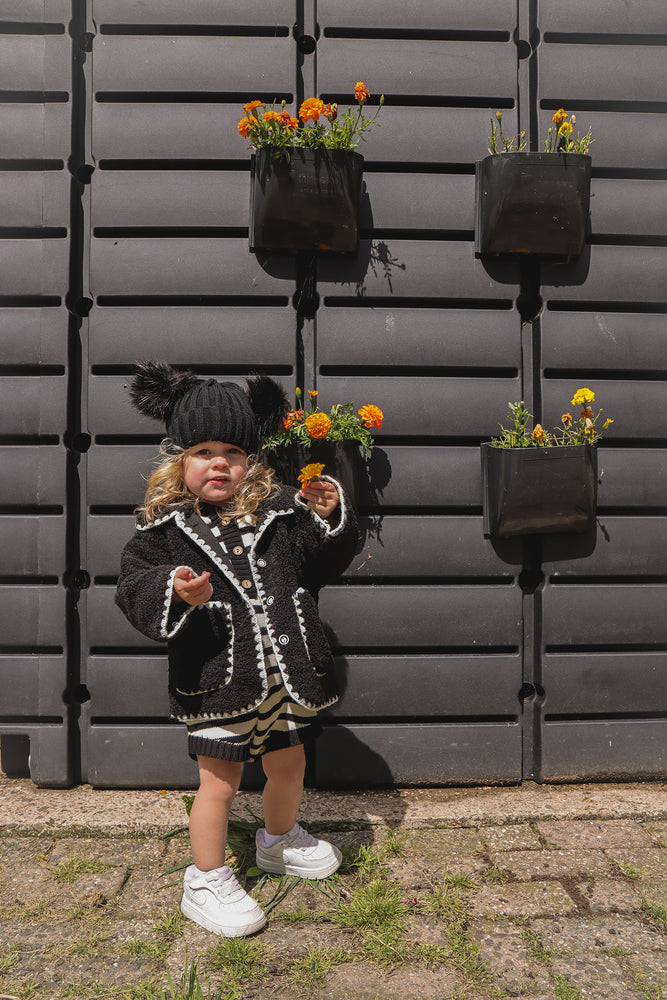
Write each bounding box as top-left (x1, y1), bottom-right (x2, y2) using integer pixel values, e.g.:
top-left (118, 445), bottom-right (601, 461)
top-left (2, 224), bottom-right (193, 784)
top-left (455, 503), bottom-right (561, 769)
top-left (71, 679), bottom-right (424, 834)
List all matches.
top-left (160, 566), bottom-right (197, 639)
top-left (294, 475), bottom-right (348, 538)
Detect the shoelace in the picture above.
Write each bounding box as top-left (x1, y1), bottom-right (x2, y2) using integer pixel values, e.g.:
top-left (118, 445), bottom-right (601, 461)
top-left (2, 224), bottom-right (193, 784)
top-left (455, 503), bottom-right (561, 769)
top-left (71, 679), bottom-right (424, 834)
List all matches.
top-left (203, 869), bottom-right (245, 901)
top-left (283, 824), bottom-right (318, 850)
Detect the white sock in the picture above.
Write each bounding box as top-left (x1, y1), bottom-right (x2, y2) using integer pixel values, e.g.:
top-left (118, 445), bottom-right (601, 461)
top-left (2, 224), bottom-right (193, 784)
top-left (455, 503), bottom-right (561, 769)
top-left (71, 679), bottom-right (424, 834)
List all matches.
top-left (193, 864), bottom-right (230, 877)
top-left (263, 822), bottom-right (298, 846)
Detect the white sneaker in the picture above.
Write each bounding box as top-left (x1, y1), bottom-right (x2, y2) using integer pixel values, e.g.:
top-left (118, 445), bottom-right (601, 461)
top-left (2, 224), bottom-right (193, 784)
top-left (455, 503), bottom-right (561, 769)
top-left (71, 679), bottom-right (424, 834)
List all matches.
top-left (181, 864), bottom-right (267, 937)
top-left (255, 823), bottom-right (342, 879)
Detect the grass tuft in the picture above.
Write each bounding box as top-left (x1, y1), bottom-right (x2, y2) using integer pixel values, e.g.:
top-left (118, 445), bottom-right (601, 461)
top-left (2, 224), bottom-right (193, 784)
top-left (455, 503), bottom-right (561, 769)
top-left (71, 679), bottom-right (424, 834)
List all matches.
top-left (51, 856), bottom-right (113, 884)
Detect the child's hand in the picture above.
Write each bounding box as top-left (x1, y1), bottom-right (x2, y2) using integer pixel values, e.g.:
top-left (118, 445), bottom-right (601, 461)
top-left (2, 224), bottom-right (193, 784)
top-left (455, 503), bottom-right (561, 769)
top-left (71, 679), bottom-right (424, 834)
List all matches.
top-left (173, 567), bottom-right (213, 606)
top-left (299, 479), bottom-right (340, 519)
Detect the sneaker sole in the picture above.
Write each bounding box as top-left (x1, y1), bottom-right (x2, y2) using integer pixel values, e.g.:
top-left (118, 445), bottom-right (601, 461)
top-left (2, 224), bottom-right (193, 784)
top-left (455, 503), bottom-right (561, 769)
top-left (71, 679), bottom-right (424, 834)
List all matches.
top-left (255, 846), bottom-right (342, 880)
top-left (181, 898), bottom-right (267, 937)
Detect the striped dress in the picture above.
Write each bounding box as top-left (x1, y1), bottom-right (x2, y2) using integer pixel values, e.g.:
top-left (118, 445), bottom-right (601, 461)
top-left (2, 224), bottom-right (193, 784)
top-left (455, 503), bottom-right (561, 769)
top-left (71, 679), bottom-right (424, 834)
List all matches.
top-left (187, 510), bottom-right (318, 763)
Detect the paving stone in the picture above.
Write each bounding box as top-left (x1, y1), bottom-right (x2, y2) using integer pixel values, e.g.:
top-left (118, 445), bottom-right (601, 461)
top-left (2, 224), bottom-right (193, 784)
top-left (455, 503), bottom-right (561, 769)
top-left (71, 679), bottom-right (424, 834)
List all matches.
top-left (549, 955), bottom-right (648, 999)
top-left (469, 881), bottom-right (577, 919)
top-left (120, 864), bottom-right (183, 919)
top-left (481, 823), bottom-right (543, 853)
top-left (468, 918), bottom-right (553, 996)
top-left (530, 914), bottom-right (666, 955)
top-left (636, 876), bottom-right (667, 910)
top-left (317, 960), bottom-right (458, 999)
top-left (47, 835), bottom-right (168, 867)
top-left (537, 820), bottom-right (654, 850)
top-left (644, 822), bottom-right (667, 847)
top-left (605, 847), bottom-right (667, 879)
top-left (386, 853), bottom-right (487, 890)
top-left (489, 849), bottom-right (614, 881)
top-left (579, 876), bottom-right (641, 915)
top-left (619, 950), bottom-right (667, 992)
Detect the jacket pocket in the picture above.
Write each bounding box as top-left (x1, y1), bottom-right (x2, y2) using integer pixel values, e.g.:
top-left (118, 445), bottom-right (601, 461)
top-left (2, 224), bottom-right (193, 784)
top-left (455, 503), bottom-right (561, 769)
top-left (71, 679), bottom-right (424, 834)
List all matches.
top-left (170, 601), bottom-right (234, 695)
top-left (292, 588), bottom-right (333, 678)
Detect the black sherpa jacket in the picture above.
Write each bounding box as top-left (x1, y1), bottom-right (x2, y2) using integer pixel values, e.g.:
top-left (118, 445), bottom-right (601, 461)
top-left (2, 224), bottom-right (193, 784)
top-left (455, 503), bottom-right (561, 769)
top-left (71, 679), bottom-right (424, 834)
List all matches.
top-left (115, 481), bottom-right (358, 723)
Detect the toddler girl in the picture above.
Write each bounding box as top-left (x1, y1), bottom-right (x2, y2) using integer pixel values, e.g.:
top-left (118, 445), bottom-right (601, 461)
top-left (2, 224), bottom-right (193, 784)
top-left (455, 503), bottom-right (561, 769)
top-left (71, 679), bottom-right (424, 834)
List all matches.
top-left (115, 361), bottom-right (358, 937)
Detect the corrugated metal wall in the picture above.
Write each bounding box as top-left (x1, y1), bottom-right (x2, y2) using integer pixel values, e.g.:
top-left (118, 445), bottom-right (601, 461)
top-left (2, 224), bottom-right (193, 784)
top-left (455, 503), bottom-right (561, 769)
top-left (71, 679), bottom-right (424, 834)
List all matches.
top-left (1, 0), bottom-right (665, 788)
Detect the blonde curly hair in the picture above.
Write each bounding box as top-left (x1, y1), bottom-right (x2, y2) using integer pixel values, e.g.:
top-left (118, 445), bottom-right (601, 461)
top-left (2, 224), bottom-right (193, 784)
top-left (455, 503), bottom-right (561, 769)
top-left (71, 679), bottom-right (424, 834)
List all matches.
top-left (138, 439), bottom-right (280, 523)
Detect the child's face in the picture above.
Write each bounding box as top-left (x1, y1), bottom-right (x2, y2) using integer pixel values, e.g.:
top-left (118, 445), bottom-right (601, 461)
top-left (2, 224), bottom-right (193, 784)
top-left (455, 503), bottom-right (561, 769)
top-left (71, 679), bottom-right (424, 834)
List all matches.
top-left (182, 440), bottom-right (248, 504)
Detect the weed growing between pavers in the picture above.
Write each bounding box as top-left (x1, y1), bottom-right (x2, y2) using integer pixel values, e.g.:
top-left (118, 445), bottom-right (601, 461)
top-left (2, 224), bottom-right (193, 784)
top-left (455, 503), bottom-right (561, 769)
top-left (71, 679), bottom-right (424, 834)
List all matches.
top-left (51, 856), bottom-right (113, 883)
top-left (641, 897), bottom-right (667, 933)
top-left (553, 973), bottom-right (585, 999)
top-left (480, 863), bottom-right (511, 885)
top-left (286, 943), bottom-right (349, 988)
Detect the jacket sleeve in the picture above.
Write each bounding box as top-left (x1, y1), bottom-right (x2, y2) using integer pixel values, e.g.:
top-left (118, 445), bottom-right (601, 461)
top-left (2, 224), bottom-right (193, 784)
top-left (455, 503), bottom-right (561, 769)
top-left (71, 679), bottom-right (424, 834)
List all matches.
top-left (115, 526), bottom-right (196, 642)
top-left (291, 477), bottom-right (359, 594)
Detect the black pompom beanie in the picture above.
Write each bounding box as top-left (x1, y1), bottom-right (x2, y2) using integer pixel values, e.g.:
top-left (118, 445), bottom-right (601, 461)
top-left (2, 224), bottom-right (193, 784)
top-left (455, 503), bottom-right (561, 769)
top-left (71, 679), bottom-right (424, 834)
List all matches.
top-left (128, 360), bottom-right (289, 453)
top-left (168, 378), bottom-right (258, 452)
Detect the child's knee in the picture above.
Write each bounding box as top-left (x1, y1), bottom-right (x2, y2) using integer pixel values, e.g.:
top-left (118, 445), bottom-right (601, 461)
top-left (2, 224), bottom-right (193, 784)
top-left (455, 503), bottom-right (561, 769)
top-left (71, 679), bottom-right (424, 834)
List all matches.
top-left (262, 744), bottom-right (306, 783)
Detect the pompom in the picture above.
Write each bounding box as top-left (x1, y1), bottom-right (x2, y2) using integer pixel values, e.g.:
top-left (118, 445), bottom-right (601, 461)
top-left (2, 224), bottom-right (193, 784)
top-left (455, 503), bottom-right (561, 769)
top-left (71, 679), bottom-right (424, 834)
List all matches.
top-left (129, 360), bottom-right (199, 420)
top-left (246, 375), bottom-right (290, 440)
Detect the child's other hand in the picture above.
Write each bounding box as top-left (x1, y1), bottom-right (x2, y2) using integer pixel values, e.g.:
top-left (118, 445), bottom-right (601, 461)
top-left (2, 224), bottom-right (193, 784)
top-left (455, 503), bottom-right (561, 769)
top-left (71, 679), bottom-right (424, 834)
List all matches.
top-left (299, 479), bottom-right (340, 519)
top-left (173, 567), bottom-right (213, 605)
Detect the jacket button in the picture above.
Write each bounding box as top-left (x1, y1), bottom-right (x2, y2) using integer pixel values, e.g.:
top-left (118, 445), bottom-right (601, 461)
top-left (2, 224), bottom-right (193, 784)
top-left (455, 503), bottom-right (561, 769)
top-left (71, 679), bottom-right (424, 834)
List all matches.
top-left (233, 545), bottom-right (243, 555)
top-left (241, 579), bottom-right (253, 589)
top-left (278, 634), bottom-right (289, 645)
top-left (266, 596), bottom-right (274, 606)
top-left (257, 558), bottom-right (266, 568)
top-left (220, 517), bottom-right (231, 525)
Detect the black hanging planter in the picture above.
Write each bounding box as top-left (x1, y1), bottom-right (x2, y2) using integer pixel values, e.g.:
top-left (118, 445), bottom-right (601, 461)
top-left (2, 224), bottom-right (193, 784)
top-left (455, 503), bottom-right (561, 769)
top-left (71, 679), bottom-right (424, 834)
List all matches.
top-left (262, 440), bottom-right (364, 508)
top-left (475, 152), bottom-right (592, 256)
top-left (481, 443), bottom-right (598, 537)
top-left (249, 146), bottom-right (364, 255)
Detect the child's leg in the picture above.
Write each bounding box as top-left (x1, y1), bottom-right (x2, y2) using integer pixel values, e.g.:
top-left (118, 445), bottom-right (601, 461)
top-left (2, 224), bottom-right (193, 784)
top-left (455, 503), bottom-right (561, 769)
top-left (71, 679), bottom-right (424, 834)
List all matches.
top-left (189, 755), bottom-right (244, 871)
top-left (256, 743), bottom-right (341, 879)
top-left (261, 744), bottom-right (306, 835)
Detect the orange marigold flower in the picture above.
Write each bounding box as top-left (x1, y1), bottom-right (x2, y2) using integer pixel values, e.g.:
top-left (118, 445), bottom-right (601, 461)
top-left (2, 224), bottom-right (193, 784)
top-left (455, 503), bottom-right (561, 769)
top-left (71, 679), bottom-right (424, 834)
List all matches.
top-left (282, 414), bottom-right (294, 431)
top-left (354, 81), bottom-right (370, 104)
top-left (243, 100), bottom-right (264, 114)
top-left (299, 98), bottom-right (325, 123)
top-left (308, 389), bottom-right (319, 399)
top-left (561, 412), bottom-right (572, 426)
top-left (262, 110), bottom-right (281, 123)
top-left (532, 424), bottom-right (545, 443)
top-left (278, 110), bottom-right (299, 130)
top-left (298, 462), bottom-right (326, 488)
top-left (304, 412), bottom-right (332, 439)
top-left (323, 102), bottom-right (337, 121)
top-left (293, 408), bottom-right (304, 421)
top-left (358, 404), bottom-right (384, 429)
top-left (552, 108), bottom-right (568, 125)
top-left (237, 116), bottom-right (253, 138)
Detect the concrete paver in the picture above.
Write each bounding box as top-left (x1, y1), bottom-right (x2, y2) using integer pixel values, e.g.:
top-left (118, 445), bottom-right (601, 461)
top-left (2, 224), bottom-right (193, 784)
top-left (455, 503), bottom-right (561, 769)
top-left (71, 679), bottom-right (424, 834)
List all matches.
top-left (0, 776), bottom-right (665, 999)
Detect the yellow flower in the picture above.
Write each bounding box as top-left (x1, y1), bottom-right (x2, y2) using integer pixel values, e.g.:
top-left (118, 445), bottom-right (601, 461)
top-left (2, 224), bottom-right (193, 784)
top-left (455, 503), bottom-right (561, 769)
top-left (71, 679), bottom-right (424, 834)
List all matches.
top-left (558, 121), bottom-right (573, 137)
top-left (571, 388), bottom-right (595, 407)
top-left (532, 424), bottom-right (545, 443)
top-left (358, 404), bottom-right (384, 429)
top-left (298, 462), bottom-right (326, 487)
top-left (552, 108), bottom-right (568, 125)
top-left (603, 418), bottom-right (614, 429)
top-left (304, 412), bottom-right (332, 439)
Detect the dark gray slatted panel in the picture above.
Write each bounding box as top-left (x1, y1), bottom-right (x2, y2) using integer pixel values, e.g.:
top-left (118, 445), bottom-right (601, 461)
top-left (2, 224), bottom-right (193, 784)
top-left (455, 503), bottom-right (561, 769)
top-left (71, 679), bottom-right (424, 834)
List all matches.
top-left (539, 0), bottom-right (667, 32)
top-left (591, 179), bottom-right (667, 237)
top-left (87, 726), bottom-right (199, 788)
top-left (540, 721), bottom-right (666, 783)
top-left (319, 0), bottom-right (515, 29)
top-left (93, 36), bottom-right (292, 92)
top-left (319, 375), bottom-right (520, 437)
top-left (90, 239), bottom-right (296, 297)
top-left (314, 724), bottom-right (521, 786)
top-left (3, 1), bottom-right (71, 17)
top-left (542, 379), bottom-right (666, 441)
top-left (89, 307), bottom-right (296, 365)
top-left (542, 248), bottom-right (667, 304)
top-left (0, 13), bottom-right (72, 786)
top-left (93, 1), bottom-right (295, 24)
top-left (92, 171), bottom-right (250, 227)
top-left (537, 4), bottom-right (666, 782)
top-left (92, 104), bottom-right (263, 160)
top-left (541, 312), bottom-right (666, 373)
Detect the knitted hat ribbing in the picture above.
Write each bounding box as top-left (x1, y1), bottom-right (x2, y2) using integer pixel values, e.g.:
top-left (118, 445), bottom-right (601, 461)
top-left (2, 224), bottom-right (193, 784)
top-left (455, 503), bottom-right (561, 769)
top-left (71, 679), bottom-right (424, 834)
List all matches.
top-left (167, 378), bottom-right (258, 452)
